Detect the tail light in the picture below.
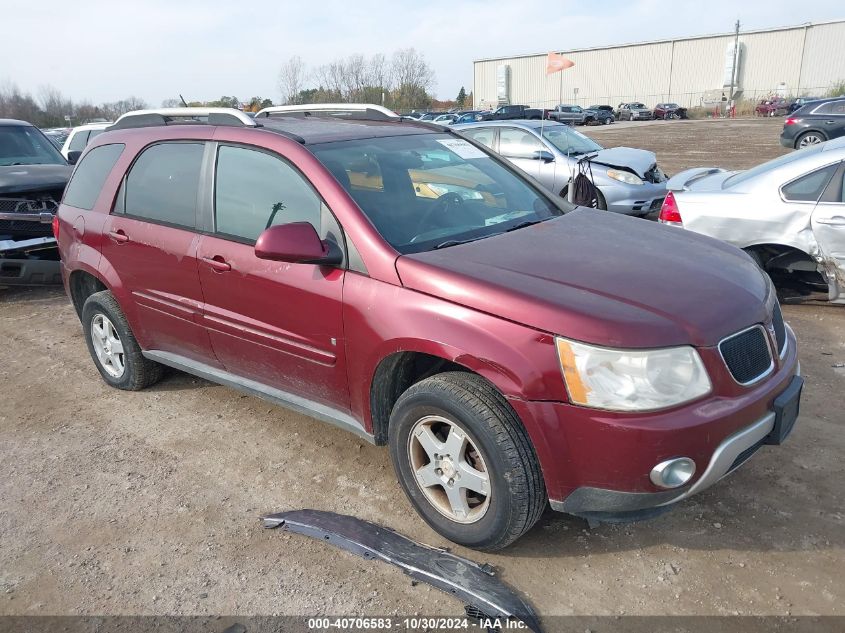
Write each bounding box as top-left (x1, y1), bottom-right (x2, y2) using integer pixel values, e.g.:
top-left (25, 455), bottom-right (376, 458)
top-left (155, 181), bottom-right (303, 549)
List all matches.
top-left (659, 191), bottom-right (683, 225)
top-left (52, 214), bottom-right (59, 239)
top-left (784, 118), bottom-right (800, 126)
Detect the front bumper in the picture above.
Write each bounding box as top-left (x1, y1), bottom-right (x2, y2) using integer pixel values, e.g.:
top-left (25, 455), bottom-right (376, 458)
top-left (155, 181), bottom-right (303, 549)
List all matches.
top-left (509, 325), bottom-right (800, 521)
top-left (600, 181), bottom-right (667, 216)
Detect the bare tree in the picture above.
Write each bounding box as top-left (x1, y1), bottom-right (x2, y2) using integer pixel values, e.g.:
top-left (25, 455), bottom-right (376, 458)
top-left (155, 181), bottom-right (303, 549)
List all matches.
top-left (278, 56), bottom-right (306, 105)
top-left (161, 98), bottom-right (182, 108)
top-left (390, 48), bottom-right (435, 110)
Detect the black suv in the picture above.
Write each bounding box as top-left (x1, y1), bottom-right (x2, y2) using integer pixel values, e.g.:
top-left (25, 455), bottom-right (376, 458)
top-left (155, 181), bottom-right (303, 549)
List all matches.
top-left (780, 97), bottom-right (845, 149)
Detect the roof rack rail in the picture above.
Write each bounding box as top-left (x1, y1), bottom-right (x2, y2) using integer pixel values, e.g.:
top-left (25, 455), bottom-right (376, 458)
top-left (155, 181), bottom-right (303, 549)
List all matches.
top-left (255, 103), bottom-right (399, 122)
top-left (110, 107), bottom-right (258, 130)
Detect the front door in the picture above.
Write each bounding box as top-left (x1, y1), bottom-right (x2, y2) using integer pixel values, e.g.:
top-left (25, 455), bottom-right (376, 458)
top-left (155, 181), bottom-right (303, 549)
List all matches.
top-left (497, 127), bottom-right (556, 191)
top-left (102, 141), bottom-right (219, 365)
top-left (814, 161), bottom-right (845, 303)
top-left (196, 143), bottom-right (349, 409)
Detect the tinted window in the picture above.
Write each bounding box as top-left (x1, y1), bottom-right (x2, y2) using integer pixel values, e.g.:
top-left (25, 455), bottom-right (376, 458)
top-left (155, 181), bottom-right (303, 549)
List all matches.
top-left (63, 143), bottom-right (124, 210)
top-left (0, 125), bottom-right (66, 166)
top-left (499, 128), bottom-right (544, 158)
top-left (215, 145), bottom-right (322, 242)
top-left (814, 100), bottom-right (845, 115)
top-left (781, 164), bottom-right (838, 202)
top-left (462, 128), bottom-right (495, 149)
top-left (68, 130), bottom-right (89, 152)
top-left (121, 142), bottom-right (204, 228)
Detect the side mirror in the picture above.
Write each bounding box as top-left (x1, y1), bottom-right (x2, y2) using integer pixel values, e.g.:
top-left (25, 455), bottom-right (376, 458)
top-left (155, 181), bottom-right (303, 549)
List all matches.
top-left (532, 150), bottom-right (555, 163)
top-left (255, 222), bottom-right (342, 266)
top-left (67, 150), bottom-right (82, 165)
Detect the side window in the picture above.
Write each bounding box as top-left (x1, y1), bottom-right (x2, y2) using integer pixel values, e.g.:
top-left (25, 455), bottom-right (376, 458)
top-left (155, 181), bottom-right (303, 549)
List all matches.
top-left (214, 145), bottom-right (322, 242)
top-left (781, 164), bottom-right (838, 202)
top-left (120, 142), bottom-right (204, 228)
top-left (63, 143), bottom-right (124, 210)
top-left (88, 129), bottom-right (105, 143)
top-left (814, 101), bottom-right (845, 115)
top-left (68, 130), bottom-right (89, 152)
top-left (462, 128), bottom-right (495, 150)
top-left (499, 128), bottom-right (544, 159)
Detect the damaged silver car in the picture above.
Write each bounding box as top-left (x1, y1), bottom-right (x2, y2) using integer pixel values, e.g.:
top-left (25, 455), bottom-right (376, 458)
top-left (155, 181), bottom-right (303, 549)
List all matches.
top-left (455, 120), bottom-right (667, 216)
top-left (660, 136), bottom-right (845, 304)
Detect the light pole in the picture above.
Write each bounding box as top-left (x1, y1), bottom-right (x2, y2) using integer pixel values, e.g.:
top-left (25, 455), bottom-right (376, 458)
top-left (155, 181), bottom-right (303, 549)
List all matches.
top-left (573, 87), bottom-right (579, 105)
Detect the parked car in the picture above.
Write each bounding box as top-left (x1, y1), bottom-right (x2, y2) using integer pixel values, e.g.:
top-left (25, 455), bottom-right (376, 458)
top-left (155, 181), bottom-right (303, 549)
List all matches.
top-left (60, 122), bottom-right (112, 162)
top-left (617, 103), bottom-right (653, 121)
top-left (653, 103), bottom-right (687, 119)
top-left (780, 97), bottom-right (845, 149)
top-left (590, 105), bottom-right (615, 115)
top-left (480, 104), bottom-right (543, 120)
top-left (455, 119), bottom-right (667, 215)
top-left (42, 127), bottom-right (71, 149)
top-left (0, 118), bottom-right (71, 285)
top-left (583, 106), bottom-right (614, 125)
top-left (430, 113), bottom-right (459, 125)
top-left (755, 99), bottom-right (789, 117)
top-left (546, 104), bottom-right (589, 125)
top-left (659, 136), bottom-right (845, 304)
top-left (452, 110), bottom-right (486, 124)
top-left (58, 105), bottom-right (801, 550)
top-left (788, 97), bottom-right (822, 114)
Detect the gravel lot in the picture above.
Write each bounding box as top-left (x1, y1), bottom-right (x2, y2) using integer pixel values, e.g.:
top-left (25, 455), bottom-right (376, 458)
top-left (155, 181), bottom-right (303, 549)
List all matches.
top-left (1, 118), bottom-right (842, 624)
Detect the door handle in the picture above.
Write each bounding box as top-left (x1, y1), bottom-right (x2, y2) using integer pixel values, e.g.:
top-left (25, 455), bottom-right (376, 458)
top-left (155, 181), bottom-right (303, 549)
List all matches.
top-left (108, 230), bottom-right (129, 244)
top-left (202, 256), bottom-right (231, 272)
top-left (816, 217), bottom-right (845, 226)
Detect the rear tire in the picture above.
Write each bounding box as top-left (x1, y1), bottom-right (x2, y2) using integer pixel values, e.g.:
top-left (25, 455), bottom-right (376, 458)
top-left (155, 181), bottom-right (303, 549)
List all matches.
top-left (82, 290), bottom-right (164, 391)
top-left (388, 372), bottom-right (546, 551)
top-left (795, 131), bottom-right (826, 149)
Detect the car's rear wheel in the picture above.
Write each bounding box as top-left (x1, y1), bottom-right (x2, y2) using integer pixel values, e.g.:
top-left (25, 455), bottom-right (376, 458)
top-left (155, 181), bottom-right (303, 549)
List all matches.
top-left (388, 372), bottom-right (545, 551)
top-left (795, 131), bottom-right (825, 149)
top-left (82, 290), bottom-right (164, 391)
top-left (604, 117), bottom-right (612, 125)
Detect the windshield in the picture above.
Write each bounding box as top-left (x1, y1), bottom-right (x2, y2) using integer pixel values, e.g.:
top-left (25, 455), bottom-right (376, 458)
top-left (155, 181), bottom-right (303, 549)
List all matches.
top-left (631, 103), bottom-right (646, 109)
top-left (312, 133), bottom-right (566, 254)
top-left (723, 143), bottom-right (826, 188)
top-left (540, 125), bottom-right (603, 156)
top-left (0, 125), bottom-right (67, 166)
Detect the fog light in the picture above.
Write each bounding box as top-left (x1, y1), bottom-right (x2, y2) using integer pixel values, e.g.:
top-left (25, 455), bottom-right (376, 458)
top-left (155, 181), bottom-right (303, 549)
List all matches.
top-left (650, 458), bottom-right (696, 489)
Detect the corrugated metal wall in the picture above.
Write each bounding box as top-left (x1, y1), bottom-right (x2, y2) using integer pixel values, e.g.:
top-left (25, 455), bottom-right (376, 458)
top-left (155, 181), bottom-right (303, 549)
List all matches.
top-left (473, 21), bottom-right (845, 110)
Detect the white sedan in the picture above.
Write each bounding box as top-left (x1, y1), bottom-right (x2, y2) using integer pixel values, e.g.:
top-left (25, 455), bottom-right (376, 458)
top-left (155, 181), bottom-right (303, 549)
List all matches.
top-left (659, 137), bottom-right (845, 304)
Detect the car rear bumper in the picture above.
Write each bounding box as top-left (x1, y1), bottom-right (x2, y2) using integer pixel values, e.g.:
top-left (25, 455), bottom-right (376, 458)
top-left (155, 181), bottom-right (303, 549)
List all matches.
top-left (509, 326), bottom-right (800, 521)
top-left (0, 257), bottom-right (61, 285)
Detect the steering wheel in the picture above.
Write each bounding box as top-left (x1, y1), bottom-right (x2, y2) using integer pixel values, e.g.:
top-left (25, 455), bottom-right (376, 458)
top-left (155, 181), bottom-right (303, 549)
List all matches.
top-left (417, 192), bottom-right (464, 232)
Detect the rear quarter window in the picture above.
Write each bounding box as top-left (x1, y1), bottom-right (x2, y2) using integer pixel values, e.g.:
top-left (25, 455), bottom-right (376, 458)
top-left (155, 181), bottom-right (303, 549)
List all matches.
top-left (63, 143), bottom-right (125, 210)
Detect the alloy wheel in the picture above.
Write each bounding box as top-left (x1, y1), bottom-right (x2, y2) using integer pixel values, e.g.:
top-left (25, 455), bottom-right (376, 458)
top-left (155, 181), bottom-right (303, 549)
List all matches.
top-left (408, 415), bottom-right (491, 524)
top-left (91, 313), bottom-right (125, 378)
top-left (798, 134), bottom-right (823, 148)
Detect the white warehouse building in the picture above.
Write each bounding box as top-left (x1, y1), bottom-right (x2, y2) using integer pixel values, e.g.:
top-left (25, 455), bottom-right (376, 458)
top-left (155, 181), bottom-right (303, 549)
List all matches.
top-left (472, 20), bottom-right (845, 111)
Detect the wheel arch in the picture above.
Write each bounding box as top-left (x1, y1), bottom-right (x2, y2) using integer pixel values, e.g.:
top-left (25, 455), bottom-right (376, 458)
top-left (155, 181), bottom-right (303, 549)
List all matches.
top-left (68, 268), bottom-right (109, 318)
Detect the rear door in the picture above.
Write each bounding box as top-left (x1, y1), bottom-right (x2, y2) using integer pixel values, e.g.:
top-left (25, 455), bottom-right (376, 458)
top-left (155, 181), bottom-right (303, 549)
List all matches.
top-left (102, 141), bottom-right (219, 365)
top-left (813, 161), bottom-right (845, 302)
top-left (196, 142), bottom-right (349, 409)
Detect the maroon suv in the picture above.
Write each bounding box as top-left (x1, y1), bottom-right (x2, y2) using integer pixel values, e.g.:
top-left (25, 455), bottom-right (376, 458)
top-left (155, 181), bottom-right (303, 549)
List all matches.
top-left (55, 106), bottom-right (802, 550)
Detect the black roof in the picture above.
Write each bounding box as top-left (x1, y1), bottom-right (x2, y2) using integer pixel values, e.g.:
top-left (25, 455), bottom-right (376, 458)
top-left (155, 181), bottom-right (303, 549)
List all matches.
top-left (258, 116), bottom-right (440, 145)
top-left (0, 119), bottom-right (33, 127)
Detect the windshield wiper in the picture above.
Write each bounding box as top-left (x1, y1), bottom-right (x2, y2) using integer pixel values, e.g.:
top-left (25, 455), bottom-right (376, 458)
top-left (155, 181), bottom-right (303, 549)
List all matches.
top-left (432, 237), bottom-right (481, 250)
top-left (504, 219), bottom-right (544, 233)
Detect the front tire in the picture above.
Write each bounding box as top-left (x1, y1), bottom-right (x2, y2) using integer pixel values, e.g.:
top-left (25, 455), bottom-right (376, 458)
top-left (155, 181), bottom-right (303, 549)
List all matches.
top-left (82, 290), bottom-right (164, 391)
top-left (388, 372), bottom-right (545, 551)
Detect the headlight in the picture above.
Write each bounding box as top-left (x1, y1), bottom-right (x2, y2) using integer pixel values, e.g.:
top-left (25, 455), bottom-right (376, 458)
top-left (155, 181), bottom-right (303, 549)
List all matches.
top-left (606, 169), bottom-right (644, 185)
top-left (555, 337), bottom-right (712, 411)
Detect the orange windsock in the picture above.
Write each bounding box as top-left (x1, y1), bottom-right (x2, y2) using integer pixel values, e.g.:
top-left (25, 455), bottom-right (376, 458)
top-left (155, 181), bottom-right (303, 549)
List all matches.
top-left (546, 52), bottom-right (575, 74)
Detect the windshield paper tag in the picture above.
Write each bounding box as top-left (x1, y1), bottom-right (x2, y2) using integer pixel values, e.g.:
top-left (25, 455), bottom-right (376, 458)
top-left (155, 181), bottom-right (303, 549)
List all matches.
top-left (437, 139), bottom-right (487, 159)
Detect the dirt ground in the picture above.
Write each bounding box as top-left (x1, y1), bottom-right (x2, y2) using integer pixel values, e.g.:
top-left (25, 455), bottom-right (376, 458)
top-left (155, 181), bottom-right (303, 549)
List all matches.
top-left (1, 119), bottom-right (843, 625)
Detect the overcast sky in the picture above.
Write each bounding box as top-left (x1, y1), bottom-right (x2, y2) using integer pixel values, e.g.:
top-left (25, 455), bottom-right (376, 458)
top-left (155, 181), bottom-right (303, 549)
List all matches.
top-left (4, 0), bottom-right (843, 106)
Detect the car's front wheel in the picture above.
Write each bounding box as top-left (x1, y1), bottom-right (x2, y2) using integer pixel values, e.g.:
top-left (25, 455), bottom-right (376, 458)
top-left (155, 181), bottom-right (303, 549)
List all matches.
top-left (388, 372), bottom-right (545, 551)
top-left (82, 290), bottom-right (164, 390)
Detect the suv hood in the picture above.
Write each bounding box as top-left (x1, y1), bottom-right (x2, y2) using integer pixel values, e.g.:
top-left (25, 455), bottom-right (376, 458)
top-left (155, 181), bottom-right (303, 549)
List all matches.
top-left (0, 164), bottom-right (72, 195)
top-left (591, 147), bottom-right (657, 178)
top-left (396, 209), bottom-right (772, 348)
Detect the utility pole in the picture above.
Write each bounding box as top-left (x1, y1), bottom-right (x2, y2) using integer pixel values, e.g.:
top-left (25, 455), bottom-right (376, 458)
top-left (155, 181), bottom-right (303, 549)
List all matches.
top-left (729, 20), bottom-right (740, 101)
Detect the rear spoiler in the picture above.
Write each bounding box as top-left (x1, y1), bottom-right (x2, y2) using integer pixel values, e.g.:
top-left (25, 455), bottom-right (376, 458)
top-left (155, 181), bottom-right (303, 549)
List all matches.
top-left (666, 167), bottom-right (726, 191)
